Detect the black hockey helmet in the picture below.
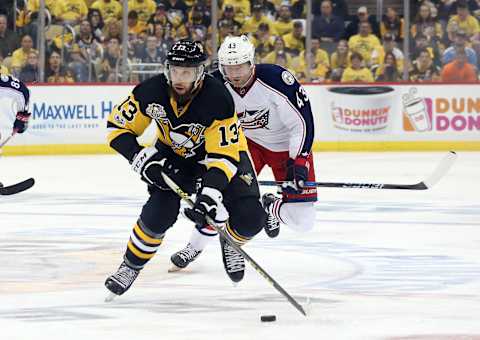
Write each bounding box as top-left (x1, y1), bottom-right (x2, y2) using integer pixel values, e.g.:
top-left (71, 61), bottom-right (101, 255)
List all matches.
top-left (164, 40), bottom-right (207, 95)
top-left (166, 39), bottom-right (207, 67)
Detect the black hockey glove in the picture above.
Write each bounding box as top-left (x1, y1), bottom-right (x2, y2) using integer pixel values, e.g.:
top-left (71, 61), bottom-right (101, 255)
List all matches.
top-left (284, 156), bottom-right (310, 194)
top-left (184, 187), bottom-right (228, 227)
top-left (13, 111), bottom-right (31, 134)
top-left (131, 146), bottom-right (178, 188)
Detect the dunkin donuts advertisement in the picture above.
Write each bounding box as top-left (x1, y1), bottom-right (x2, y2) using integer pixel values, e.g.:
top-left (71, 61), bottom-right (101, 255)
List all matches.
top-left (308, 84), bottom-right (480, 143)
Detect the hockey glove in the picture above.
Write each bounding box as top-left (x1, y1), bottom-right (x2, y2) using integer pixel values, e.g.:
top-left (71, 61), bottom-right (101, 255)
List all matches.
top-left (184, 187), bottom-right (228, 227)
top-left (13, 111), bottom-right (31, 134)
top-left (131, 146), bottom-right (178, 188)
top-left (284, 156), bottom-right (310, 194)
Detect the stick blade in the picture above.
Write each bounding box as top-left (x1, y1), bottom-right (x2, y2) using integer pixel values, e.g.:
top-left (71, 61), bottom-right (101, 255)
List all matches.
top-left (0, 178), bottom-right (35, 195)
top-left (422, 151), bottom-right (457, 189)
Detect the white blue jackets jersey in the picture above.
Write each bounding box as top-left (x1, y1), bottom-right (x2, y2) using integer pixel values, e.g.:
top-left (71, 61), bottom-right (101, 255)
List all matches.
top-left (0, 73), bottom-right (30, 112)
top-left (213, 64), bottom-right (314, 158)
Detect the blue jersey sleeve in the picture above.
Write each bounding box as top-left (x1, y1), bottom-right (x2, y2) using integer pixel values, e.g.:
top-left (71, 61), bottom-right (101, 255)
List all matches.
top-left (255, 64), bottom-right (314, 156)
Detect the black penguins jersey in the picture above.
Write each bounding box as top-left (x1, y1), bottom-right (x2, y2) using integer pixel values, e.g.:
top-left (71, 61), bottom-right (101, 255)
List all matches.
top-left (107, 73), bottom-right (248, 190)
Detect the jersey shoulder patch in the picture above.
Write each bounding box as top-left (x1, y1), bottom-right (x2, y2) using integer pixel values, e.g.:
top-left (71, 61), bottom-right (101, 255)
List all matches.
top-left (255, 64), bottom-right (299, 91)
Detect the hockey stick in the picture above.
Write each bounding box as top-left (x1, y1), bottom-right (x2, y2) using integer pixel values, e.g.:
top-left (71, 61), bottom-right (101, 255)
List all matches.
top-left (0, 132), bottom-right (15, 149)
top-left (0, 178), bottom-right (35, 195)
top-left (259, 151), bottom-right (457, 190)
top-left (160, 172), bottom-right (308, 317)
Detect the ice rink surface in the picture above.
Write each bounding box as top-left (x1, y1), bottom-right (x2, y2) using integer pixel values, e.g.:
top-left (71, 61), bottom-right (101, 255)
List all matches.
top-left (1, 152), bottom-right (479, 340)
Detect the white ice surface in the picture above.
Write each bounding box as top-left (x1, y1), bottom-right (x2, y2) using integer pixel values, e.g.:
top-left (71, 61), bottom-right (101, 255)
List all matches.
top-left (1, 152), bottom-right (479, 340)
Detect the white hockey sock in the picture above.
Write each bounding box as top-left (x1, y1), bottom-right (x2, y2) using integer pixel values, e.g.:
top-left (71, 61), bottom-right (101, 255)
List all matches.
top-left (189, 225), bottom-right (217, 251)
top-left (278, 202), bottom-right (315, 232)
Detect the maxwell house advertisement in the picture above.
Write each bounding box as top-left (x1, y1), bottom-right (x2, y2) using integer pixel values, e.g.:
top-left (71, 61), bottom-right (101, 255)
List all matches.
top-left (0, 85), bottom-right (134, 146)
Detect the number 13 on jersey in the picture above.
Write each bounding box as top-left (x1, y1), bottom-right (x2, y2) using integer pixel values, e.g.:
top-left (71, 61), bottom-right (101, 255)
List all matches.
top-left (219, 121), bottom-right (239, 146)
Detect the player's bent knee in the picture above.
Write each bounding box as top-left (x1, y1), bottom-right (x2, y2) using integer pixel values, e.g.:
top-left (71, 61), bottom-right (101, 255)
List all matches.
top-left (228, 198), bottom-right (266, 238)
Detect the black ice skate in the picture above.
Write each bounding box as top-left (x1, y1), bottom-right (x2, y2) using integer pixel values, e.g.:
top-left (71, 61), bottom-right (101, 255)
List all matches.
top-left (262, 193), bottom-right (281, 238)
top-left (105, 261), bottom-right (140, 301)
top-left (220, 236), bottom-right (245, 283)
top-left (169, 243), bottom-right (203, 272)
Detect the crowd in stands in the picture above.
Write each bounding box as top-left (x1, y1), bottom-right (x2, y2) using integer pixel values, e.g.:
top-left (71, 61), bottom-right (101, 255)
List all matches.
top-left (1, 0), bottom-right (480, 83)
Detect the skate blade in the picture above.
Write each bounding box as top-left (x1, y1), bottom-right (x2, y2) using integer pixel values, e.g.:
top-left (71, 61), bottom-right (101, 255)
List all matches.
top-left (105, 292), bottom-right (117, 302)
top-left (168, 264), bottom-right (183, 273)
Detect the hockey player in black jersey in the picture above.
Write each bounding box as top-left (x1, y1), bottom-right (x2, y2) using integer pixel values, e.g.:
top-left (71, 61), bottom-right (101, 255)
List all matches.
top-left (104, 40), bottom-right (267, 297)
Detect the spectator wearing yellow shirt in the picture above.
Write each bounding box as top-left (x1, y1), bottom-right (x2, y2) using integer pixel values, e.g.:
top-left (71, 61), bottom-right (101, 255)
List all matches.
top-left (91, 0), bottom-right (122, 22)
top-left (0, 64), bottom-right (9, 75)
top-left (375, 52), bottom-right (401, 81)
top-left (55, 0), bottom-right (88, 23)
top-left (223, 0), bottom-right (251, 24)
top-left (104, 18), bottom-right (122, 41)
top-left (128, 11), bottom-right (147, 36)
top-left (371, 32), bottom-right (404, 72)
top-left (447, 1), bottom-right (480, 40)
top-left (274, 51), bottom-right (294, 71)
top-left (293, 38), bottom-right (330, 81)
top-left (128, 0), bottom-right (157, 25)
top-left (250, 22), bottom-right (276, 60)
top-left (272, 4), bottom-right (294, 36)
top-left (27, 0), bottom-right (59, 20)
top-left (243, 4), bottom-right (276, 35)
top-left (331, 39), bottom-right (351, 70)
top-left (0, 52), bottom-right (9, 74)
top-left (11, 34), bottom-right (38, 74)
top-left (262, 36), bottom-right (294, 65)
top-left (341, 52), bottom-right (374, 82)
top-left (348, 21), bottom-right (381, 66)
top-left (283, 21), bottom-right (305, 56)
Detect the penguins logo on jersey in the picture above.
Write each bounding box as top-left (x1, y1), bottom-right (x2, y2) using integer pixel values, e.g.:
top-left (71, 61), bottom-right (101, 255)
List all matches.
top-left (146, 103), bottom-right (167, 120)
top-left (156, 118), bottom-right (206, 158)
top-left (237, 107), bottom-right (269, 130)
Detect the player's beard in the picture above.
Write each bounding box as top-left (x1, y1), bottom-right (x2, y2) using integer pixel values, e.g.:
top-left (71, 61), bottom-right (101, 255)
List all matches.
top-left (171, 82), bottom-right (201, 105)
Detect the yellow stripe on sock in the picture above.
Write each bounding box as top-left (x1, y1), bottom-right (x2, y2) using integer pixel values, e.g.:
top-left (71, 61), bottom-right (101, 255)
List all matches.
top-left (127, 240), bottom-right (156, 260)
top-left (226, 223), bottom-right (249, 245)
top-left (134, 223), bottom-right (163, 245)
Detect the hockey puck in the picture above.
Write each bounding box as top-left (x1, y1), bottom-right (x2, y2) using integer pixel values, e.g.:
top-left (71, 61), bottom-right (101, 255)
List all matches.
top-left (260, 315), bottom-right (276, 322)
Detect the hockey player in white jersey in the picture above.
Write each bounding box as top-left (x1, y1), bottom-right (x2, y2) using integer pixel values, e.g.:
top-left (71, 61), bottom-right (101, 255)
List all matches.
top-left (0, 73), bottom-right (32, 137)
top-left (170, 35), bottom-right (317, 275)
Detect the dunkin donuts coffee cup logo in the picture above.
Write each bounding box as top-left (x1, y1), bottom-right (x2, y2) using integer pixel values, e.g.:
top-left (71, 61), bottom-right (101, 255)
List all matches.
top-left (402, 88), bottom-right (433, 132)
top-left (328, 86), bottom-right (395, 133)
